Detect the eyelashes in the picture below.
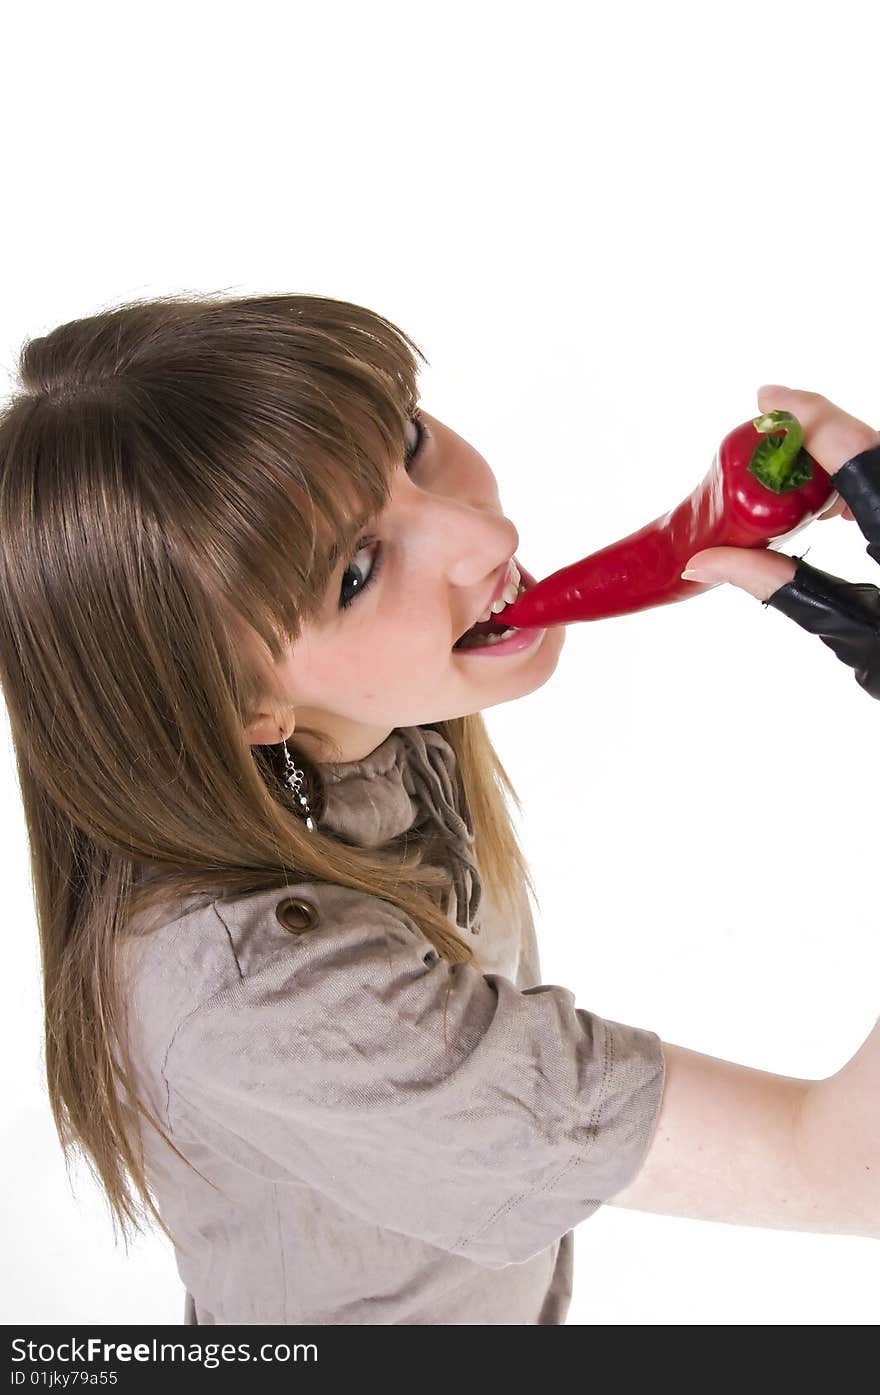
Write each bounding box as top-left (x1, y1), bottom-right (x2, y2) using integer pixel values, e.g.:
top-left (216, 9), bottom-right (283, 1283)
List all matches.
top-left (338, 535), bottom-right (386, 611)
top-left (405, 409), bottom-right (428, 471)
top-left (337, 412), bottom-right (431, 612)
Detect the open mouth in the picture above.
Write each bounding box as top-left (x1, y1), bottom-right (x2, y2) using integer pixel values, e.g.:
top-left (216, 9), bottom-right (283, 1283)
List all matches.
top-left (452, 563), bottom-right (533, 651)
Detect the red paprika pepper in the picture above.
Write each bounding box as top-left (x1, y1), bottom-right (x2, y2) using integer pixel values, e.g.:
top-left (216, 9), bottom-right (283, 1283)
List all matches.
top-left (501, 410), bottom-right (838, 629)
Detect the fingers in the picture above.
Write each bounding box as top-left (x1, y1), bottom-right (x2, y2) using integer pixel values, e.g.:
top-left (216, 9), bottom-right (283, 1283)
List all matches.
top-left (817, 497), bottom-right (856, 522)
top-left (682, 545), bottom-right (798, 602)
top-left (757, 387), bottom-right (880, 559)
top-left (817, 498), bottom-right (843, 520)
top-left (765, 557), bottom-right (880, 701)
top-left (753, 391), bottom-right (880, 699)
top-left (756, 386), bottom-right (880, 479)
top-left (757, 418), bottom-right (880, 698)
top-left (828, 443), bottom-right (880, 566)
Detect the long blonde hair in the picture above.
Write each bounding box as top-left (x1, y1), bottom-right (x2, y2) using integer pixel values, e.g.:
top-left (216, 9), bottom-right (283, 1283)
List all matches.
top-left (0, 290), bottom-right (540, 1253)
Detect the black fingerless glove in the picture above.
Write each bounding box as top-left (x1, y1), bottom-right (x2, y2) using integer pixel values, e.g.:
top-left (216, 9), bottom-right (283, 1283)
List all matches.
top-left (765, 443), bottom-right (880, 701)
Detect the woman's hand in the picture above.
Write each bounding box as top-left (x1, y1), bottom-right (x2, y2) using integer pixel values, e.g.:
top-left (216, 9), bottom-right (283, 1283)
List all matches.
top-left (682, 386), bottom-right (880, 700)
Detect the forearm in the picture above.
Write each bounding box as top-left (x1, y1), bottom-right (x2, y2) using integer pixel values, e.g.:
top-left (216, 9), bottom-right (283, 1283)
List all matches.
top-left (608, 1042), bottom-right (814, 1231)
top-left (607, 1037), bottom-right (878, 1238)
top-left (796, 1012), bottom-right (880, 1240)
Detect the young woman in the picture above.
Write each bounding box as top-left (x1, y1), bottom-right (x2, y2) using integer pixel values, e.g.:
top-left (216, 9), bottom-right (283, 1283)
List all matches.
top-left (0, 291), bottom-right (876, 1326)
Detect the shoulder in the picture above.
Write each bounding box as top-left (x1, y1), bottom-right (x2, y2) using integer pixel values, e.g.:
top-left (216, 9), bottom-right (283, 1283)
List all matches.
top-left (212, 880), bottom-right (430, 981)
top-left (117, 881), bottom-right (433, 1052)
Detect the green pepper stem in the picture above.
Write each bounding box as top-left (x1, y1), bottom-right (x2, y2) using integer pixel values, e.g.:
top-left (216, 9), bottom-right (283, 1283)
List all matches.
top-left (748, 410), bottom-right (812, 494)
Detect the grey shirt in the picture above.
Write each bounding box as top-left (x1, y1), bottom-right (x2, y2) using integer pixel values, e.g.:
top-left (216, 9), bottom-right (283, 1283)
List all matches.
top-left (116, 725), bottom-right (665, 1325)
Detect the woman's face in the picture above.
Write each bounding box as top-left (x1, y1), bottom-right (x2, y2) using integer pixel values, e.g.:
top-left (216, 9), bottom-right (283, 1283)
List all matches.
top-left (244, 409), bottom-right (566, 764)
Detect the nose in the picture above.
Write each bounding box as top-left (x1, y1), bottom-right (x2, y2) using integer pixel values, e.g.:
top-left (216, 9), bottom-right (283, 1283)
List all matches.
top-left (444, 511), bottom-right (519, 588)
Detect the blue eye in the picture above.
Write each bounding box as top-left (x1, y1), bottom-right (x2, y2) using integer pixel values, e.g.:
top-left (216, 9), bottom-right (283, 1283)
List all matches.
top-left (338, 412), bottom-right (429, 612)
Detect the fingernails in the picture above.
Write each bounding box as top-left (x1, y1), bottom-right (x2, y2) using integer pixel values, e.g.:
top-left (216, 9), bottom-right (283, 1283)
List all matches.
top-left (758, 383), bottom-right (789, 393)
top-left (683, 555), bottom-right (716, 581)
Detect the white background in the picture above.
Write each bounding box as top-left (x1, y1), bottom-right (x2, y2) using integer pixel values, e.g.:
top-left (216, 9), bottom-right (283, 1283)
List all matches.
top-left (2, 0), bottom-right (878, 1326)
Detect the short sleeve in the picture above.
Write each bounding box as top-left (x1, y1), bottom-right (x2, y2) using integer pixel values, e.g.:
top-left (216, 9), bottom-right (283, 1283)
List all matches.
top-left (166, 892), bottom-right (666, 1270)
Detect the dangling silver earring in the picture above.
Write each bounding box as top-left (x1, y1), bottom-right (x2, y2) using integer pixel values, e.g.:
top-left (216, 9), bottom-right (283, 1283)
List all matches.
top-left (280, 733), bottom-right (316, 832)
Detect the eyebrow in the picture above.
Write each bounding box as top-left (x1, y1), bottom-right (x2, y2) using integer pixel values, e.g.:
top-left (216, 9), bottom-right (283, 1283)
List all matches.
top-left (323, 509), bottom-right (381, 577)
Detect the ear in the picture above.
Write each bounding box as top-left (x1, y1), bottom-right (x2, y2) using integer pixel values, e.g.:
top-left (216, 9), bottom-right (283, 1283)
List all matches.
top-left (243, 711), bottom-right (295, 748)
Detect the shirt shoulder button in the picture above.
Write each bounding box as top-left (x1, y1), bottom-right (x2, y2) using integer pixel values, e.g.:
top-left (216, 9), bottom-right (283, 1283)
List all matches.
top-left (275, 896), bottom-right (320, 934)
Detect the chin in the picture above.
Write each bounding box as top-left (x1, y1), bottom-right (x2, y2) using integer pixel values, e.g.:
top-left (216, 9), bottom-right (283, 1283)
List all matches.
top-left (512, 623), bottom-right (566, 690)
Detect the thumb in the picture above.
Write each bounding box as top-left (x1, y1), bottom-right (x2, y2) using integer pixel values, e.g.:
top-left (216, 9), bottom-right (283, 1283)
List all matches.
top-left (681, 545), bottom-right (798, 603)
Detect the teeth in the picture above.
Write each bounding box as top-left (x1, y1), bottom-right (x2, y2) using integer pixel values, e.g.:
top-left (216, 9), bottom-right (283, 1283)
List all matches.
top-left (475, 561), bottom-right (524, 623)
